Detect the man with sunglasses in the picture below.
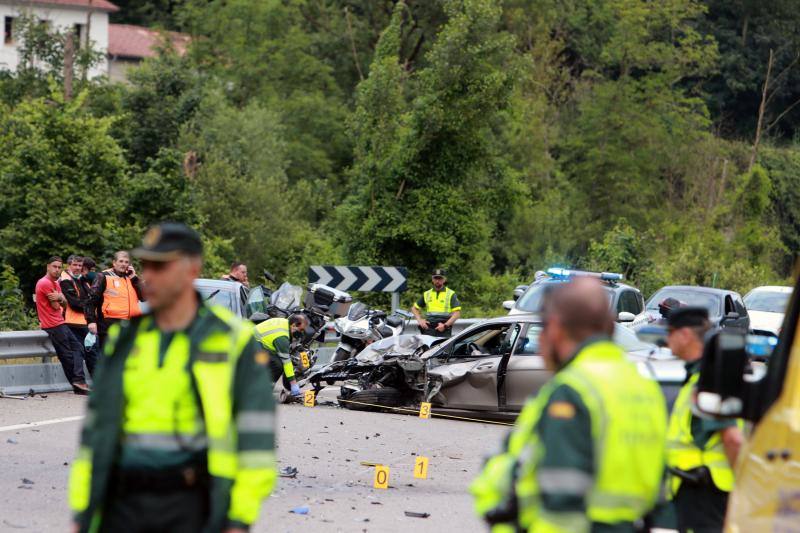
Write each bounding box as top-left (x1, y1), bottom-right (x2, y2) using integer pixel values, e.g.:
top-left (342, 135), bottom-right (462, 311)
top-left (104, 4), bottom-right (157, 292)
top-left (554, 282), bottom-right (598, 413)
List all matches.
top-left (69, 223), bottom-right (277, 533)
top-left (665, 307), bottom-right (743, 532)
top-left (473, 278), bottom-right (667, 532)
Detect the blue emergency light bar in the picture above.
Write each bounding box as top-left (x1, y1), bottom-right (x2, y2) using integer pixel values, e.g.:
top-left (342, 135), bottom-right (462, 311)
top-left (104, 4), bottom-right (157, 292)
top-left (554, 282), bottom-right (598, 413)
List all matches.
top-left (546, 267), bottom-right (624, 282)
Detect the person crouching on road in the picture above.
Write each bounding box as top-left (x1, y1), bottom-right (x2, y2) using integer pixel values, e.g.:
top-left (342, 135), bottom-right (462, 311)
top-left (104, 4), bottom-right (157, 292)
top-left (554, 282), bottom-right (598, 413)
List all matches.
top-left (59, 255), bottom-right (98, 376)
top-left (85, 251), bottom-right (144, 349)
top-left (69, 222), bottom-right (277, 533)
top-left (254, 313), bottom-right (308, 398)
top-left (665, 307), bottom-right (744, 533)
top-left (471, 278), bottom-right (667, 532)
top-left (35, 256), bottom-right (90, 395)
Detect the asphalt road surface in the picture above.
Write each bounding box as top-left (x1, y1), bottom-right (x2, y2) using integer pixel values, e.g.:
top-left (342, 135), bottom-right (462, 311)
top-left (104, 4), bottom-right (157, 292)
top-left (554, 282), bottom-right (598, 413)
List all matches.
top-left (0, 392), bottom-right (508, 532)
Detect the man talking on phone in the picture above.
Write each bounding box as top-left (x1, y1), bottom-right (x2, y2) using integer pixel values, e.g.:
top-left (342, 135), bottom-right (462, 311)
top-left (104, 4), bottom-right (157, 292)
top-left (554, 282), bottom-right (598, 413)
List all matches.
top-left (86, 251), bottom-right (145, 348)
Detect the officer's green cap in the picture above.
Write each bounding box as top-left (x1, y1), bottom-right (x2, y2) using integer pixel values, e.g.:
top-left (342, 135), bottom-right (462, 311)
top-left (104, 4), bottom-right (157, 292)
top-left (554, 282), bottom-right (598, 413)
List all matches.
top-left (667, 306), bottom-right (709, 329)
top-left (133, 222), bottom-right (203, 262)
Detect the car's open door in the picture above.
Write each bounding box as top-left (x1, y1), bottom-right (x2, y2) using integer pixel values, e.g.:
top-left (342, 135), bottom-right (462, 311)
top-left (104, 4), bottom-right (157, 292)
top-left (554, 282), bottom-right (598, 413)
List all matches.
top-left (498, 322), bottom-right (551, 412)
top-left (431, 323), bottom-right (517, 411)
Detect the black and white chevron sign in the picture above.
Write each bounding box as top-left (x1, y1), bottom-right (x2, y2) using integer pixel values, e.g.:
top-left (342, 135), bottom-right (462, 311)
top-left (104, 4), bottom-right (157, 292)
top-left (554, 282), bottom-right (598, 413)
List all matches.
top-left (308, 266), bottom-right (408, 293)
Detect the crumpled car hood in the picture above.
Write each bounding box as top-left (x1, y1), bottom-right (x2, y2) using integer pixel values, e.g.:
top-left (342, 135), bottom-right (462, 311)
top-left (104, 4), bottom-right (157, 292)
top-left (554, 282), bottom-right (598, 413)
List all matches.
top-left (354, 334), bottom-right (444, 364)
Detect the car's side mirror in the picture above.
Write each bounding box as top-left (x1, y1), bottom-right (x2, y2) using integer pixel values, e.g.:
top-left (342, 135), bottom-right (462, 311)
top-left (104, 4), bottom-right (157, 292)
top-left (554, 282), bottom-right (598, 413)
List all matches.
top-left (723, 311), bottom-right (740, 321)
top-left (695, 331), bottom-right (749, 418)
top-left (513, 285), bottom-right (528, 301)
top-left (502, 300), bottom-right (515, 311)
top-left (617, 311), bottom-right (636, 323)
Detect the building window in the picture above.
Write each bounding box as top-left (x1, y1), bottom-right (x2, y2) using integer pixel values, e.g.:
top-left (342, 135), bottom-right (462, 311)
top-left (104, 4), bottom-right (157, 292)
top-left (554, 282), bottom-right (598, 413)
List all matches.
top-left (4, 16), bottom-right (14, 45)
top-left (73, 23), bottom-right (86, 47)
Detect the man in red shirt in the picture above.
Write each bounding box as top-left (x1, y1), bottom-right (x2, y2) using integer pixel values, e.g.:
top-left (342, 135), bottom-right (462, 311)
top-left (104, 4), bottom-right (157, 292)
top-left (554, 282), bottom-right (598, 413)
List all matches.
top-left (35, 256), bottom-right (89, 394)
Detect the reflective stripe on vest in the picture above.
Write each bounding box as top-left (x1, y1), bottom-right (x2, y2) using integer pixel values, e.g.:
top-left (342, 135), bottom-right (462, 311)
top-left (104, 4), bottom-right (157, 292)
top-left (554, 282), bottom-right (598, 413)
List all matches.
top-left (666, 372), bottom-right (737, 494)
top-left (60, 272), bottom-right (87, 326)
top-left (101, 271), bottom-right (142, 320)
top-left (517, 341), bottom-right (667, 528)
top-left (423, 288), bottom-right (455, 314)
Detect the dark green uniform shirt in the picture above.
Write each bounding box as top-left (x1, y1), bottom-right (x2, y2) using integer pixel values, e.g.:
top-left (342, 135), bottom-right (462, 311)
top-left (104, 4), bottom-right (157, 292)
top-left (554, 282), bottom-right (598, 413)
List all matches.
top-left (534, 338), bottom-right (637, 533)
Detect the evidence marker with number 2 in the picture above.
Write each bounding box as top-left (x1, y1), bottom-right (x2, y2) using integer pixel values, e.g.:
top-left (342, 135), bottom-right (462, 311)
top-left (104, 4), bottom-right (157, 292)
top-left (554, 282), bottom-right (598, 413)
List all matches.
top-left (303, 390), bottom-right (315, 407)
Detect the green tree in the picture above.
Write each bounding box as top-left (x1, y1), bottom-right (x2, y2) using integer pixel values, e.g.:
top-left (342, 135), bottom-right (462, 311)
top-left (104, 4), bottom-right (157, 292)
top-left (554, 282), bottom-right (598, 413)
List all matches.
top-left (338, 0), bottom-right (519, 301)
top-left (0, 265), bottom-right (37, 331)
top-left (0, 91), bottom-right (134, 294)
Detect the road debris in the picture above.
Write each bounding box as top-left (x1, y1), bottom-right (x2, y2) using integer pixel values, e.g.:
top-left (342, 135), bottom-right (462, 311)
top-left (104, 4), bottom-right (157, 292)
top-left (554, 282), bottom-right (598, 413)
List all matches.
top-left (279, 466), bottom-right (299, 478)
top-left (404, 511), bottom-right (430, 518)
top-left (290, 506), bottom-right (310, 515)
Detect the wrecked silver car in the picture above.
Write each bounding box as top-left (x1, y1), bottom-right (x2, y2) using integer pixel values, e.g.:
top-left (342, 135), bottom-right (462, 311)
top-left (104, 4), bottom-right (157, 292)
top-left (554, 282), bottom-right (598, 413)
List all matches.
top-left (305, 315), bottom-right (684, 414)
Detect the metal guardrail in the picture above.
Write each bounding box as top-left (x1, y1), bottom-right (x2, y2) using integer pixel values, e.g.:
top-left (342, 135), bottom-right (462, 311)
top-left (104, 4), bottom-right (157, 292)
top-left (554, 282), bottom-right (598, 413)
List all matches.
top-left (0, 330), bottom-right (55, 361)
top-left (0, 318), bottom-right (486, 396)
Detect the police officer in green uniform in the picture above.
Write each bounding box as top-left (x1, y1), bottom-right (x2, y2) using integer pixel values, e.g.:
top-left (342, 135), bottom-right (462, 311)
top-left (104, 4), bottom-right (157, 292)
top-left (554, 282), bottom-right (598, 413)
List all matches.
top-left (472, 278), bottom-right (667, 532)
top-left (253, 314), bottom-right (309, 398)
top-left (665, 307), bottom-right (744, 533)
top-left (69, 223), bottom-right (277, 533)
top-left (411, 268), bottom-right (461, 338)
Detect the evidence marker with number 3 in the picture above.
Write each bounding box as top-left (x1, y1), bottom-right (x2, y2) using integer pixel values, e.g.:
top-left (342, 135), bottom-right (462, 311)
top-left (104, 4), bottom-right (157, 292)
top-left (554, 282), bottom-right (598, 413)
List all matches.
top-left (419, 402), bottom-right (431, 419)
top-left (374, 465), bottom-right (390, 489)
top-left (414, 456), bottom-right (429, 479)
top-left (303, 390), bottom-right (315, 407)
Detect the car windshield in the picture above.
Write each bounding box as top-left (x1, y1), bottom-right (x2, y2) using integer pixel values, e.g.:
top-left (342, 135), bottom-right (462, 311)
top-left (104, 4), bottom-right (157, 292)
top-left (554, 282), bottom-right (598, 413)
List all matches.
top-left (198, 286), bottom-right (236, 312)
top-left (348, 302), bottom-right (369, 320)
top-left (516, 283), bottom-right (612, 312)
top-left (646, 289), bottom-right (720, 314)
top-left (612, 323), bottom-right (653, 352)
top-left (745, 290), bottom-right (790, 313)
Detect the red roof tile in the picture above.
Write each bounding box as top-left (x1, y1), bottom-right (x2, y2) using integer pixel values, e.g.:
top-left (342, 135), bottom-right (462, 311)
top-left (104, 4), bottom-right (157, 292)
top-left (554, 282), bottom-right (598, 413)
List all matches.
top-left (108, 24), bottom-right (190, 59)
top-left (25, 1), bottom-right (120, 12)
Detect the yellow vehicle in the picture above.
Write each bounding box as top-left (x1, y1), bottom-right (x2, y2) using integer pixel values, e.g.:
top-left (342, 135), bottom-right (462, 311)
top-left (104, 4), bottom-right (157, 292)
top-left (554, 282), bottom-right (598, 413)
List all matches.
top-left (695, 272), bottom-right (800, 532)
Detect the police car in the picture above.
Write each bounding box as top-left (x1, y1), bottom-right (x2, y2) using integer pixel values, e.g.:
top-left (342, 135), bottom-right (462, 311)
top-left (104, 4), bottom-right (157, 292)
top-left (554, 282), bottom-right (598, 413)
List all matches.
top-left (503, 268), bottom-right (648, 328)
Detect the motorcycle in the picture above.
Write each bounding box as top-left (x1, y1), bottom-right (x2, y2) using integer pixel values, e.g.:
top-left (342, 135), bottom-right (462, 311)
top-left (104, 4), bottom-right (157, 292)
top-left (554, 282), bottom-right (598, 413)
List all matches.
top-left (251, 280), bottom-right (351, 384)
top-left (332, 302), bottom-right (412, 362)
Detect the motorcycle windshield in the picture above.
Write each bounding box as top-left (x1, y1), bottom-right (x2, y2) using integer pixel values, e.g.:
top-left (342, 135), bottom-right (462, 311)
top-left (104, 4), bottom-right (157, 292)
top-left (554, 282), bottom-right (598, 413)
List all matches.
top-left (347, 302), bottom-right (369, 320)
top-left (271, 282), bottom-right (302, 311)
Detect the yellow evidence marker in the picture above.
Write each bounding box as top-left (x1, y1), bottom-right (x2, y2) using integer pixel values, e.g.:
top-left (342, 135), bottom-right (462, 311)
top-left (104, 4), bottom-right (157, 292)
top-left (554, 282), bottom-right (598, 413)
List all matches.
top-left (374, 465), bottom-right (390, 489)
top-left (419, 402), bottom-right (432, 419)
top-left (303, 390), bottom-right (315, 407)
top-left (300, 351), bottom-right (310, 369)
top-left (414, 456), bottom-right (429, 479)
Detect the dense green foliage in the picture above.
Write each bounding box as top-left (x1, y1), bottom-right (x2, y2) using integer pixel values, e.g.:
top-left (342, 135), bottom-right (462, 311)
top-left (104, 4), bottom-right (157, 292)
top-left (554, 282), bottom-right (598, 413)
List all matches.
top-left (1, 0), bottom-right (799, 320)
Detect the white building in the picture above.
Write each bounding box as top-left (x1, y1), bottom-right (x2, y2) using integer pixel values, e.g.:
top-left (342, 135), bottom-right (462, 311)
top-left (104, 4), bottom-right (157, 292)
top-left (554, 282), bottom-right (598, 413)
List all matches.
top-left (0, 0), bottom-right (118, 78)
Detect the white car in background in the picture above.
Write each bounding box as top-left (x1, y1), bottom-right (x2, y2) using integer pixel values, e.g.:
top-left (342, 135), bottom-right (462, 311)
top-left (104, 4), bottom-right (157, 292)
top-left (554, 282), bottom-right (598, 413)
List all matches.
top-left (744, 286), bottom-right (792, 337)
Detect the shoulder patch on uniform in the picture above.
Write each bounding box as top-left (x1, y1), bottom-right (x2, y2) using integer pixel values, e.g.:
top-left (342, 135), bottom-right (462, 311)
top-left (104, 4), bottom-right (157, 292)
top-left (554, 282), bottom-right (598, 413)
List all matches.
top-left (254, 350), bottom-right (270, 366)
top-left (547, 401), bottom-right (576, 419)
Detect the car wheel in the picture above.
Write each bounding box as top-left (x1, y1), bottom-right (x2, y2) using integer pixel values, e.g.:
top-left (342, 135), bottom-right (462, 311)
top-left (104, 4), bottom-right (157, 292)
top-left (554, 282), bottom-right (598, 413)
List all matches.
top-left (339, 387), bottom-right (404, 411)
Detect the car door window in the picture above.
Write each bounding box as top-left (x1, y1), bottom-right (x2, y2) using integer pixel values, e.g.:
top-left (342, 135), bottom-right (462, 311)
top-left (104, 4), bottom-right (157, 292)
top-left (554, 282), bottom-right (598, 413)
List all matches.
top-left (514, 324), bottom-right (544, 355)
top-left (618, 291), bottom-right (641, 314)
top-left (725, 296), bottom-right (736, 315)
top-left (450, 325), bottom-right (513, 357)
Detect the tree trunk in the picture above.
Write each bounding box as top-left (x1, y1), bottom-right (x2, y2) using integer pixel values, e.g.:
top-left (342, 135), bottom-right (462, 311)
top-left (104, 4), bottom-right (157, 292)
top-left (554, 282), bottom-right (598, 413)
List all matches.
top-left (750, 49), bottom-right (773, 171)
top-left (63, 31), bottom-right (74, 101)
